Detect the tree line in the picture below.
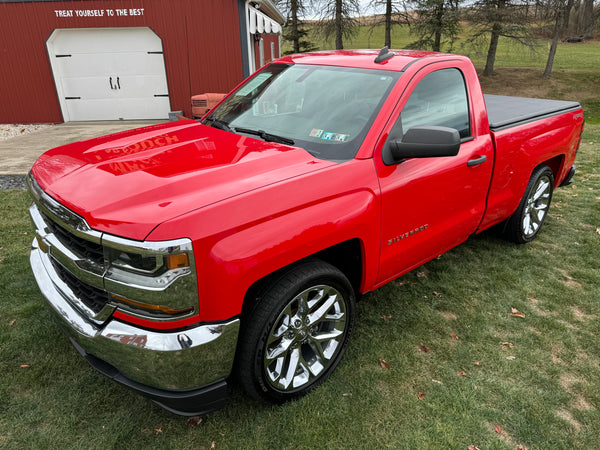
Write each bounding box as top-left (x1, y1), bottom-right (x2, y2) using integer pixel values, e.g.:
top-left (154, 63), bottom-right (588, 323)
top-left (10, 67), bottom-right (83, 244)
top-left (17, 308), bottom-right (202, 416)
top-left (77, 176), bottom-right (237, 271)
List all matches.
top-left (275, 0), bottom-right (599, 77)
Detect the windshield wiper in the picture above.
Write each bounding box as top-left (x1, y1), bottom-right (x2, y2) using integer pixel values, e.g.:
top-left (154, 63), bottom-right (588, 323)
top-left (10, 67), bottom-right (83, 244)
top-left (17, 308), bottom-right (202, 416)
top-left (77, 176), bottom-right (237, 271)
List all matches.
top-left (233, 127), bottom-right (295, 146)
top-left (205, 117), bottom-right (233, 132)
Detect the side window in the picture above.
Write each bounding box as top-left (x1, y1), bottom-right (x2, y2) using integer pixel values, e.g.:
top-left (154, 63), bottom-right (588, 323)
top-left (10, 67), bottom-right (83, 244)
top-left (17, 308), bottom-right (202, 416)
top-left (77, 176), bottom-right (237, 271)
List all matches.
top-left (400, 68), bottom-right (470, 138)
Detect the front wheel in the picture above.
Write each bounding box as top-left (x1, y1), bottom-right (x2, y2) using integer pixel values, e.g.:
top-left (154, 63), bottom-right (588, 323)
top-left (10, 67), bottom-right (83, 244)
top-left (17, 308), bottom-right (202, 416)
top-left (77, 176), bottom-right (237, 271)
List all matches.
top-left (505, 165), bottom-right (554, 244)
top-left (236, 260), bottom-right (356, 403)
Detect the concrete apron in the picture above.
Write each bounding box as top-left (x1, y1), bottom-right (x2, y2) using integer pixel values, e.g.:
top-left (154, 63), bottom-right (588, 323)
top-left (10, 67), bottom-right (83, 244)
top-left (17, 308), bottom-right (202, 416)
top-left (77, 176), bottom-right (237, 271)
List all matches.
top-left (0, 120), bottom-right (165, 175)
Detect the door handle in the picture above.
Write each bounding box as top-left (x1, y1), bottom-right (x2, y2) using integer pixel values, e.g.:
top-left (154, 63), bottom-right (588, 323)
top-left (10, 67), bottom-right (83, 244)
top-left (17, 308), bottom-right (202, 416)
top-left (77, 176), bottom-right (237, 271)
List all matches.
top-left (467, 155), bottom-right (487, 167)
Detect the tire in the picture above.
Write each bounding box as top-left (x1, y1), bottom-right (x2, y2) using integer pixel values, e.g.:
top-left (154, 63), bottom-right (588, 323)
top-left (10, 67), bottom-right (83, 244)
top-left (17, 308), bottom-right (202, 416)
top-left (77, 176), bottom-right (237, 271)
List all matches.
top-left (505, 165), bottom-right (554, 244)
top-left (236, 259), bottom-right (356, 403)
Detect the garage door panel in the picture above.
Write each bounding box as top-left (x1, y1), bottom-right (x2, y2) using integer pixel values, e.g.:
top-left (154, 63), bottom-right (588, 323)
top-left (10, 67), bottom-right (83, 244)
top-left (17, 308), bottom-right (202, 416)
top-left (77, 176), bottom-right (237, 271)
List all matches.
top-left (47, 27), bottom-right (171, 121)
top-left (56, 52), bottom-right (167, 78)
top-left (64, 98), bottom-right (169, 121)
top-left (117, 75), bottom-right (168, 97)
top-left (60, 76), bottom-right (120, 99)
top-left (64, 99), bottom-right (122, 121)
top-left (52, 28), bottom-right (163, 54)
top-left (119, 98), bottom-right (170, 120)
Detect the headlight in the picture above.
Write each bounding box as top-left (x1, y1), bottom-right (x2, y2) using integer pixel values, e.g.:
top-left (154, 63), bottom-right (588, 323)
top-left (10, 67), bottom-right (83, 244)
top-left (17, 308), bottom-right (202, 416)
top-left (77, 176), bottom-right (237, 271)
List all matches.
top-left (103, 235), bottom-right (198, 320)
top-left (108, 249), bottom-right (162, 275)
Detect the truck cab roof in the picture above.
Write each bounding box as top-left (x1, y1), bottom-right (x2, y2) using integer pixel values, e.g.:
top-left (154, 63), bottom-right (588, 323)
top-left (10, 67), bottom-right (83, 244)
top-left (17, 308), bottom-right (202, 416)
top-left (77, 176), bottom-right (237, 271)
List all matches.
top-left (275, 49), bottom-right (460, 71)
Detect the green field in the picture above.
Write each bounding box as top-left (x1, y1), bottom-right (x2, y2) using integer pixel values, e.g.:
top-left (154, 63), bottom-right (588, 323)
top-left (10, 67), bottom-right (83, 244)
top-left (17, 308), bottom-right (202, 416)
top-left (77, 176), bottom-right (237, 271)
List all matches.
top-left (292, 23), bottom-right (600, 70)
top-left (1, 32), bottom-right (599, 449)
top-left (286, 24), bottom-right (600, 124)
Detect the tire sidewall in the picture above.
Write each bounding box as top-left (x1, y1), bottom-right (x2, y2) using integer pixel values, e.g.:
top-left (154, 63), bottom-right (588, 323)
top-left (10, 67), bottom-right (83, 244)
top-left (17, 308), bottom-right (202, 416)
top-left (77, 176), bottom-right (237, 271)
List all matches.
top-left (510, 165), bottom-right (555, 244)
top-left (240, 260), bottom-right (356, 403)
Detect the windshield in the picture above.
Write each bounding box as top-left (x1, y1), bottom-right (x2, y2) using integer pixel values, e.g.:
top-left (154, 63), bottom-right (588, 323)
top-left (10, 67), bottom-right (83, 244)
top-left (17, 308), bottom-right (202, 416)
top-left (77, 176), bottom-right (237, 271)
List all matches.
top-left (204, 64), bottom-right (400, 161)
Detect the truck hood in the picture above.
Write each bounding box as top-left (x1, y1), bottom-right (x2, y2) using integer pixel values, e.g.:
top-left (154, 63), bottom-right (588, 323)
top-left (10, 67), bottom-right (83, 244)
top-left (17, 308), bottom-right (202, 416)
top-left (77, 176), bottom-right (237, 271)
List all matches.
top-left (31, 120), bottom-right (335, 240)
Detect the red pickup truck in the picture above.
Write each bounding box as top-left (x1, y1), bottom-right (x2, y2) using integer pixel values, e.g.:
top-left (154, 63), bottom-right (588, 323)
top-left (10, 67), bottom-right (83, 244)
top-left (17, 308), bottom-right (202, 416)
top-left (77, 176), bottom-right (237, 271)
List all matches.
top-left (28, 49), bottom-right (583, 416)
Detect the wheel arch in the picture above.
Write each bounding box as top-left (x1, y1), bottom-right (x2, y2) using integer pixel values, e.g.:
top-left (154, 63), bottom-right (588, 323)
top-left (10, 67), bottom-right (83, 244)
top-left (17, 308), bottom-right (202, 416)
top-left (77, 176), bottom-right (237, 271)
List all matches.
top-left (537, 154), bottom-right (564, 187)
top-left (240, 239), bottom-right (364, 322)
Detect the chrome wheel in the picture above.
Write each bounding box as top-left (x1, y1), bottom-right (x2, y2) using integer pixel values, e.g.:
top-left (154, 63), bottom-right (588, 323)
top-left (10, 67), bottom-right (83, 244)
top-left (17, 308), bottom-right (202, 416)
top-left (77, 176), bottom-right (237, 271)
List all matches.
top-left (237, 259), bottom-right (355, 403)
top-left (505, 165), bottom-right (554, 244)
top-left (521, 174), bottom-right (552, 238)
top-left (264, 284), bottom-right (347, 392)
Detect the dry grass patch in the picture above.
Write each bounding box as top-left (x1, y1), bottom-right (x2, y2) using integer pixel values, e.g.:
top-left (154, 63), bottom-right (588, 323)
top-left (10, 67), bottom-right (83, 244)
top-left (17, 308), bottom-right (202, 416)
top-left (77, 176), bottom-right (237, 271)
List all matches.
top-left (551, 344), bottom-right (564, 364)
top-left (555, 409), bottom-right (582, 432)
top-left (478, 68), bottom-right (598, 102)
top-left (439, 311), bottom-right (458, 320)
top-left (571, 306), bottom-right (593, 322)
top-left (527, 296), bottom-right (553, 317)
top-left (573, 395), bottom-right (593, 411)
top-left (558, 269), bottom-right (583, 289)
top-left (487, 422), bottom-right (520, 448)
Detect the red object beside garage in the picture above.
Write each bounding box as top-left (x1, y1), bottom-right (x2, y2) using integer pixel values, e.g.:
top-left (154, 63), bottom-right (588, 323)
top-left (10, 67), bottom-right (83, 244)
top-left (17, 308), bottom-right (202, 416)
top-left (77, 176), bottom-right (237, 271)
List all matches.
top-left (0, 0), bottom-right (284, 123)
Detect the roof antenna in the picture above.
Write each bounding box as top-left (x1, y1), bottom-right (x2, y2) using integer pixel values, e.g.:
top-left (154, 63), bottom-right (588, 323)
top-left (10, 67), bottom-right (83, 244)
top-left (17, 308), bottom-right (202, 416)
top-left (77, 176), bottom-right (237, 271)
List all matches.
top-left (374, 46), bottom-right (394, 63)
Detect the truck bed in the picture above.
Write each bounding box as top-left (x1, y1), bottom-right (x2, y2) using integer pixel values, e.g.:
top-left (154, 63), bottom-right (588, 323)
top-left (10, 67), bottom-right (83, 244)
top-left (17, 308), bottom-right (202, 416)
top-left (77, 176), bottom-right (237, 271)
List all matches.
top-left (484, 94), bottom-right (581, 131)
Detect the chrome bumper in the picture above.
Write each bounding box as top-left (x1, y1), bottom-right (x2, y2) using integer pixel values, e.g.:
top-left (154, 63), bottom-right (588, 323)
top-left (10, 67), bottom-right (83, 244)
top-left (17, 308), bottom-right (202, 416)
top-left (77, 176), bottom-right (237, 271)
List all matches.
top-left (31, 238), bottom-right (240, 411)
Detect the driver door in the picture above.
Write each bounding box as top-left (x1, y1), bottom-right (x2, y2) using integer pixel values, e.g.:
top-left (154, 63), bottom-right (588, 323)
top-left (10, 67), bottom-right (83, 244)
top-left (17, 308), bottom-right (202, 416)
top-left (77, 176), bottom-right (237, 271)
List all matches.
top-left (375, 62), bottom-right (493, 284)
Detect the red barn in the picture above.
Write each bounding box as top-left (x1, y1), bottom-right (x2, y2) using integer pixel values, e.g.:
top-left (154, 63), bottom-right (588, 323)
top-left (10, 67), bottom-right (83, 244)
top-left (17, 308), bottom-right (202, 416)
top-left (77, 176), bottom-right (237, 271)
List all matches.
top-left (0, 0), bottom-right (284, 123)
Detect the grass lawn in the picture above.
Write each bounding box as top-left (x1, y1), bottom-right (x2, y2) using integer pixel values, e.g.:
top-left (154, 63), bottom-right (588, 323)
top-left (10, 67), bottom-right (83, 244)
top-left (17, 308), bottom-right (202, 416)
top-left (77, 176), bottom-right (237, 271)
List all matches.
top-left (1, 127), bottom-right (599, 449)
top-left (1, 39), bottom-right (600, 447)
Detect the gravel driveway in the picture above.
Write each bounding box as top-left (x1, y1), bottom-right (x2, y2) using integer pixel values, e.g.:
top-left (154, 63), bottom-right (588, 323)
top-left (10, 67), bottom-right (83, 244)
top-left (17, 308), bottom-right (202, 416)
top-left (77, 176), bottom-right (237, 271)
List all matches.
top-left (0, 124), bottom-right (53, 142)
top-left (1, 124), bottom-right (52, 189)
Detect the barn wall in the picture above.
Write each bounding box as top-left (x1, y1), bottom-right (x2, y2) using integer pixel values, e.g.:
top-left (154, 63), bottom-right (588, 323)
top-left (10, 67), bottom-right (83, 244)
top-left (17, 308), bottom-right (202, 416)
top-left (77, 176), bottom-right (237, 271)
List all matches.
top-left (0, 0), bottom-right (245, 123)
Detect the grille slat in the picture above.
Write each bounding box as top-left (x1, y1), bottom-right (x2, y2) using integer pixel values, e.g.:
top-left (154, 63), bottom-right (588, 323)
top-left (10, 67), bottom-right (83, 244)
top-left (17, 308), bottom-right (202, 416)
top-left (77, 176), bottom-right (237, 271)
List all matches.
top-left (51, 258), bottom-right (108, 314)
top-left (42, 212), bottom-right (104, 264)
top-left (40, 211), bottom-right (109, 314)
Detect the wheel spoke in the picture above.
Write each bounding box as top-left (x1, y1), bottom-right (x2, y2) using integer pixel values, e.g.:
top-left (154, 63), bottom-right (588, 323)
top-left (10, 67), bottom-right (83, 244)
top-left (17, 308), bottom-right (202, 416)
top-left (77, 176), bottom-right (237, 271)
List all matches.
top-left (281, 347), bottom-right (301, 389)
top-left (307, 336), bottom-right (327, 361)
top-left (523, 213), bottom-right (532, 235)
top-left (304, 287), bottom-right (325, 310)
top-left (308, 292), bottom-right (339, 326)
top-left (266, 337), bottom-right (293, 360)
top-left (533, 179), bottom-right (550, 201)
top-left (311, 328), bottom-right (343, 342)
top-left (303, 342), bottom-right (325, 376)
top-left (269, 314), bottom-right (291, 343)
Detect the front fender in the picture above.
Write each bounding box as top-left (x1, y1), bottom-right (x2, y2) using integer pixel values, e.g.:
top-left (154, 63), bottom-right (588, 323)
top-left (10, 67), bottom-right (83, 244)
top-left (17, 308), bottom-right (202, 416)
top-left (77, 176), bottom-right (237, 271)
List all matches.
top-left (149, 159), bottom-right (381, 322)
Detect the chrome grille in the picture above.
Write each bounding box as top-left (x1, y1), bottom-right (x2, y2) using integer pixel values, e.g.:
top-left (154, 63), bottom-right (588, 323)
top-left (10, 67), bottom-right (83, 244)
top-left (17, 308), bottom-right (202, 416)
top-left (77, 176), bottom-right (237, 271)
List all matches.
top-left (51, 258), bottom-right (108, 314)
top-left (42, 211), bottom-right (104, 265)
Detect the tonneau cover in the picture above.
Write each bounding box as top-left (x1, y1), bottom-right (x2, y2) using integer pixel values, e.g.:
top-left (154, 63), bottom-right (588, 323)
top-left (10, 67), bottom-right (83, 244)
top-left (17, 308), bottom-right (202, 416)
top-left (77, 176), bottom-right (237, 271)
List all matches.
top-left (484, 94), bottom-right (580, 131)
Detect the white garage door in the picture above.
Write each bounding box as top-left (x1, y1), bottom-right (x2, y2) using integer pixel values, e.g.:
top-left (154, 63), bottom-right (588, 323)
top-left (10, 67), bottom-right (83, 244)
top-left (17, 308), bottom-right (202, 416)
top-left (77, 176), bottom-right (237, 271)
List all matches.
top-left (47, 28), bottom-right (171, 121)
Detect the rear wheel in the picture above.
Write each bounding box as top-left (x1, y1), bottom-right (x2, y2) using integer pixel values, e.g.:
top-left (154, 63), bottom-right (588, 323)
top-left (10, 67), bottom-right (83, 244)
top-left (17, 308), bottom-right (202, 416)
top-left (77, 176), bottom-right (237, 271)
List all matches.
top-left (237, 260), bottom-right (356, 403)
top-left (505, 165), bottom-right (554, 244)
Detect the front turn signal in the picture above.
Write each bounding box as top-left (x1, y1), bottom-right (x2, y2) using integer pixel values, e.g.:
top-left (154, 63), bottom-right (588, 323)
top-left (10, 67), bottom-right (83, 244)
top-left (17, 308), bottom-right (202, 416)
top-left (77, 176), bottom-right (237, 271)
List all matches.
top-left (165, 252), bottom-right (190, 269)
top-left (111, 294), bottom-right (194, 316)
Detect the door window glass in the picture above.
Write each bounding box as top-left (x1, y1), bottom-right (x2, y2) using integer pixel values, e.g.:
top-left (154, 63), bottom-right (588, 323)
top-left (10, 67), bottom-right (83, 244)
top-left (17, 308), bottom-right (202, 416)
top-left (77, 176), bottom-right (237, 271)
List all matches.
top-left (400, 68), bottom-right (470, 138)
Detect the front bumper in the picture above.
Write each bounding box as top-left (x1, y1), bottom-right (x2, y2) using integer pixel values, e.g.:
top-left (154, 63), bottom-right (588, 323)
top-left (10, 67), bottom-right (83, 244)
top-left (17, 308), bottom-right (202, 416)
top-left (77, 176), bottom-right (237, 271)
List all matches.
top-left (31, 239), bottom-right (240, 416)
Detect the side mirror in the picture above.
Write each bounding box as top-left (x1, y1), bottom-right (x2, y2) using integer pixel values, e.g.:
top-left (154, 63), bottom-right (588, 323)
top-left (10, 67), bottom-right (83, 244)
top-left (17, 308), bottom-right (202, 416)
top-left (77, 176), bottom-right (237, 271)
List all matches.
top-left (384, 126), bottom-right (461, 164)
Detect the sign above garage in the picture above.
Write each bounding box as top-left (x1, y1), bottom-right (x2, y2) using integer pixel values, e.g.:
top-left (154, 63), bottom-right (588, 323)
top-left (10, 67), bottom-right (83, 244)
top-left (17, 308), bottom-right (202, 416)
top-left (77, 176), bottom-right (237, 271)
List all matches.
top-left (54, 8), bottom-right (145, 17)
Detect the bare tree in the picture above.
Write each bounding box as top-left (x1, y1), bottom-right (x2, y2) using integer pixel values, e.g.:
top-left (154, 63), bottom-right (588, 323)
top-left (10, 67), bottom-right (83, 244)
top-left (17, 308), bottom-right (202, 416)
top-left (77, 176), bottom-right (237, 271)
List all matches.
top-left (468, 0), bottom-right (536, 76)
top-left (276, 0), bottom-right (317, 54)
top-left (367, 0), bottom-right (411, 47)
top-left (407, 0), bottom-right (462, 52)
top-left (314, 0), bottom-right (361, 49)
top-left (580, 0), bottom-right (596, 38)
top-left (543, 0), bottom-right (575, 78)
